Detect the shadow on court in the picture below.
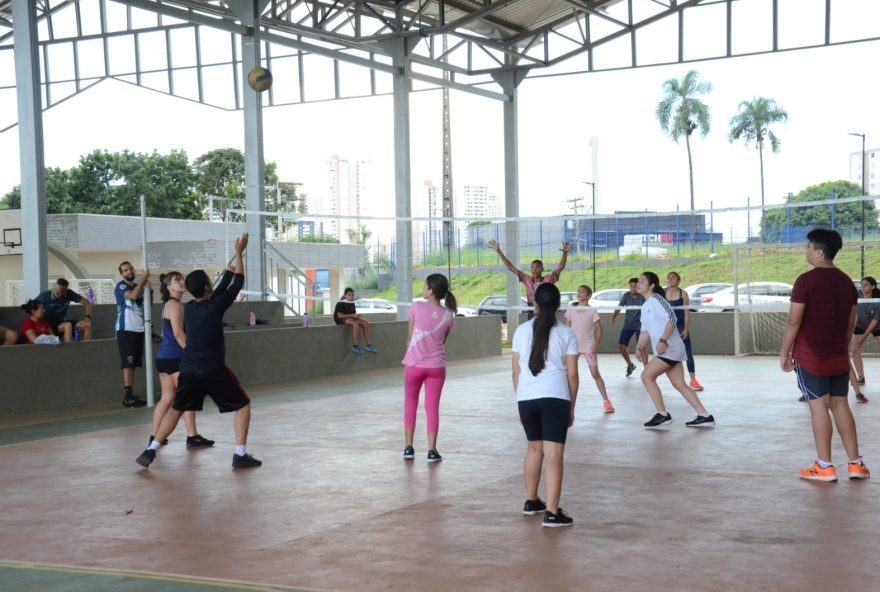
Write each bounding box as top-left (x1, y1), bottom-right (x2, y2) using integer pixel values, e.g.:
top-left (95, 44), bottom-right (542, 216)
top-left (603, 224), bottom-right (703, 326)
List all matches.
top-left (0, 355), bottom-right (876, 591)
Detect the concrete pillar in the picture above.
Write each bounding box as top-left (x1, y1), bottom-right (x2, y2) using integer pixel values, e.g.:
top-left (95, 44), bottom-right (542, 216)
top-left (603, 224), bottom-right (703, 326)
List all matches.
top-left (12, 0), bottom-right (48, 297)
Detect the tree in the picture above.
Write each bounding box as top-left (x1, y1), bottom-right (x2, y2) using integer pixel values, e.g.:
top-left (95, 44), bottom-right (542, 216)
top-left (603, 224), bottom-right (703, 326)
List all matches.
top-left (728, 97), bottom-right (789, 209)
top-left (656, 69), bottom-right (712, 243)
top-left (347, 223), bottom-right (373, 275)
top-left (1, 167), bottom-right (72, 211)
top-left (192, 148), bottom-right (279, 222)
top-left (760, 180), bottom-right (878, 241)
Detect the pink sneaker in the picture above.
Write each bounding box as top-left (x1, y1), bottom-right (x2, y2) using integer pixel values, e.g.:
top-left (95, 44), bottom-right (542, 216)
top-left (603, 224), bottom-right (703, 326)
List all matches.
top-left (603, 400), bottom-right (615, 413)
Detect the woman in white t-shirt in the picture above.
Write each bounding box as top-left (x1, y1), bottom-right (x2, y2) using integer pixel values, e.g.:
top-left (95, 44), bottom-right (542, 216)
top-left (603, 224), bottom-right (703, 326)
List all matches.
top-left (636, 272), bottom-right (715, 430)
top-left (512, 283), bottom-right (578, 528)
top-left (564, 284), bottom-right (613, 413)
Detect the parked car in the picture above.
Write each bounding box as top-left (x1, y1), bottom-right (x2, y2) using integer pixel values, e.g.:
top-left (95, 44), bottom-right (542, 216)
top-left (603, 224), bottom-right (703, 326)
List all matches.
top-left (683, 283), bottom-right (733, 304)
top-left (559, 291), bottom-right (579, 306)
top-left (588, 288), bottom-right (629, 310)
top-left (354, 298), bottom-right (398, 314)
top-left (477, 295), bottom-right (529, 323)
top-left (699, 282), bottom-right (793, 312)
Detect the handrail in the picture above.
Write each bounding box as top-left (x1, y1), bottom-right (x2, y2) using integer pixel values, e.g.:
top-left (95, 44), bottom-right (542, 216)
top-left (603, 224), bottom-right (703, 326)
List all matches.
top-left (264, 241), bottom-right (321, 291)
top-left (263, 286), bottom-right (299, 317)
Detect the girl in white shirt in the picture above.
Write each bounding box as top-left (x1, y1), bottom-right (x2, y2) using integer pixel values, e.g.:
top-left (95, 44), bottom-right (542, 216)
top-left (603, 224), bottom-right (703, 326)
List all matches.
top-left (636, 272), bottom-right (715, 429)
top-left (512, 283), bottom-right (578, 527)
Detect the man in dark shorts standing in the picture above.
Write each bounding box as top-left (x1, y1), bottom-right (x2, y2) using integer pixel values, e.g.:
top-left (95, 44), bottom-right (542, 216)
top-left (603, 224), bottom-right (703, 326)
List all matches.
top-left (780, 228), bottom-right (869, 481)
top-left (137, 233), bottom-right (261, 469)
top-left (36, 278), bottom-right (93, 342)
top-left (611, 278), bottom-right (644, 377)
top-left (116, 262), bottom-right (150, 408)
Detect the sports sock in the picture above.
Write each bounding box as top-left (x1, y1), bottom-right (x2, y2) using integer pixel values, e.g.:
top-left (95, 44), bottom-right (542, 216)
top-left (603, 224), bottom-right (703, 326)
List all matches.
top-left (849, 458), bottom-right (863, 465)
top-left (817, 459), bottom-right (833, 469)
top-left (124, 387), bottom-right (133, 398)
top-left (148, 440), bottom-right (161, 451)
top-left (700, 412), bottom-right (711, 418)
top-left (235, 445), bottom-right (246, 456)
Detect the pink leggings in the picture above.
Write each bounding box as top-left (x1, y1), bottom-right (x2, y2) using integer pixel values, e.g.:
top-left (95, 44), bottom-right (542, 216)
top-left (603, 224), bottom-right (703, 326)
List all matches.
top-left (404, 366), bottom-right (446, 433)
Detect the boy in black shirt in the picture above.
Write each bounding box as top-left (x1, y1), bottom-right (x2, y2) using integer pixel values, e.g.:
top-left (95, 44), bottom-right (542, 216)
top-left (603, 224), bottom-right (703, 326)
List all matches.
top-left (137, 233), bottom-right (261, 469)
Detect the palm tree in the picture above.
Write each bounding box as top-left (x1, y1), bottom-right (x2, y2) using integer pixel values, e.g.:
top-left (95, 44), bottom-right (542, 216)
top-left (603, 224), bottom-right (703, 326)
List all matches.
top-left (656, 70), bottom-right (712, 244)
top-left (728, 97), bottom-right (788, 209)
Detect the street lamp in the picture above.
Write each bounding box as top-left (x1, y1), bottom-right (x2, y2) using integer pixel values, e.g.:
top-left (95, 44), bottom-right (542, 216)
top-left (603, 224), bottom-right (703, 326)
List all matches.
top-left (583, 181), bottom-right (597, 291)
top-left (849, 132), bottom-right (866, 278)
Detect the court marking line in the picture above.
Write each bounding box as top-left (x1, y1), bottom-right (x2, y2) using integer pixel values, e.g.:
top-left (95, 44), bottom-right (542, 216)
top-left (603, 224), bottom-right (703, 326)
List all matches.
top-left (0, 561), bottom-right (332, 592)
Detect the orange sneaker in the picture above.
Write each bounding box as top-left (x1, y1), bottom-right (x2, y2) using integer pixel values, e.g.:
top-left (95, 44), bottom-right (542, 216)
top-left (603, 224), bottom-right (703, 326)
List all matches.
top-left (848, 461), bottom-right (870, 480)
top-left (799, 462), bottom-right (837, 482)
top-left (689, 379), bottom-right (704, 392)
top-left (603, 400), bottom-right (615, 413)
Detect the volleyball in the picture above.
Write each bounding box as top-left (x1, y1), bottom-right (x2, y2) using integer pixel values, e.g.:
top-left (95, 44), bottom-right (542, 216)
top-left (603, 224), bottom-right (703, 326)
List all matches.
top-left (247, 67), bottom-right (273, 92)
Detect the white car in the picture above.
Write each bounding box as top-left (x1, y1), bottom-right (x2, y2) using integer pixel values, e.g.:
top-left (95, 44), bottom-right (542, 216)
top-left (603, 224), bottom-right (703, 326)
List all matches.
top-left (684, 283), bottom-right (733, 303)
top-left (699, 282), bottom-right (793, 312)
top-left (354, 298), bottom-right (398, 314)
top-left (588, 288), bottom-right (630, 310)
top-left (413, 298), bottom-right (477, 317)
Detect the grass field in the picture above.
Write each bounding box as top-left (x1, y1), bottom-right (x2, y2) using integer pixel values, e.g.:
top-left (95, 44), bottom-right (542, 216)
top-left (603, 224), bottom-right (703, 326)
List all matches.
top-left (371, 242), bottom-right (880, 306)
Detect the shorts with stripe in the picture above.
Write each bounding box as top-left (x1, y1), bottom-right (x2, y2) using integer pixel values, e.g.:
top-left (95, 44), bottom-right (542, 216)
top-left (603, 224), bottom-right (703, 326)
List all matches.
top-left (794, 363), bottom-right (848, 401)
top-left (173, 366), bottom-right (251, 413)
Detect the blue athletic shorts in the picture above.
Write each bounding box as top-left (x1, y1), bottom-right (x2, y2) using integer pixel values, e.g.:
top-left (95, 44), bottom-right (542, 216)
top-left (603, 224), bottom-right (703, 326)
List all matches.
top-left (794, 364), bottom-right (848, 401)
top-left (618, 328), bottom-right (640, 346)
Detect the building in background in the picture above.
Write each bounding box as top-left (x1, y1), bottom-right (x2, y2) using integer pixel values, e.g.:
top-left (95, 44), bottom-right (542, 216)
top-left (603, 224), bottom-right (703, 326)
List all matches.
top-left (850, 148), bottom-right (879, 196)
top-left (313, 155), bottom-right (370, 243)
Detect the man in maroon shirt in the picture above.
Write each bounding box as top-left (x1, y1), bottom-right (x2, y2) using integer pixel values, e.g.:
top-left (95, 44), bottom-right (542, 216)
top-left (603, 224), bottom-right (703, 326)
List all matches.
top-left (780, 229), bottom-right (869, 481)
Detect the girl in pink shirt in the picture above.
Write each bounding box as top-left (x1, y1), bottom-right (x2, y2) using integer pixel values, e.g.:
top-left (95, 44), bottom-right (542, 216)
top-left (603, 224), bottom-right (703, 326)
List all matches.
top-left (402, 273), bottom-right (456, 462)
top-left (564, 285), bottom-right (613, 413)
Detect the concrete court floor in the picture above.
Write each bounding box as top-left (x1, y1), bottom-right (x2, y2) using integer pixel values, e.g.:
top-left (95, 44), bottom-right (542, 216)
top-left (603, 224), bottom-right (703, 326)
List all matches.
top-left (0, 353), bottom-right (877, 592)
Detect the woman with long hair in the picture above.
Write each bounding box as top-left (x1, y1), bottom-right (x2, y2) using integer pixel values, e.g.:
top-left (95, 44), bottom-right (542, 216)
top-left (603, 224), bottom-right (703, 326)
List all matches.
top-left (665, 271), bottom-right (703, 391)
top-left (401, 273), bottom-right (456, 462)
top-left (18, 299), bottom-right (55, 344)
top-left (150, 272), bottom-right (213, 448)
top-left (512, 283), bottom-right (578, 527)
top-left (849, 275), bottom-right (880, 403)
top-left (333, 287), bottom-right (377, 354)
top-left (636, 272), bottom-right (715, 429)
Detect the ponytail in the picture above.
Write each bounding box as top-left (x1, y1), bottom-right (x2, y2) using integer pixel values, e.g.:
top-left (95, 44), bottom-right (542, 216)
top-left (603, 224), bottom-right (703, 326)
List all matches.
top-left (426, 273), bottom-right (457, 313)
top-left (642, 271), bottom-right (665, 299)
top-left (159, 271), bottom-right (182, 302)
top-left (528, 283), bottom-right (561, 376)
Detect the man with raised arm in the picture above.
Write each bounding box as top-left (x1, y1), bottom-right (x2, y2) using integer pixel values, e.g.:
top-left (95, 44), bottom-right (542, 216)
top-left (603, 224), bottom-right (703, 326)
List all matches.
top-left (137, 233), bottom-right (261, 469)
top-left (488, 240), bottom-right (570, 309)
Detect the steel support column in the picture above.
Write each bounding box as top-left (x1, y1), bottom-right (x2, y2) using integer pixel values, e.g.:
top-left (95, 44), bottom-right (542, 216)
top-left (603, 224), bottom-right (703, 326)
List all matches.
top-left (12, 0), bottom-right (48, 297)
top-left (497, 68), bottom-right (527, 339)
top-left (388, 38), bottom-right (414, 320)
top-left (230, 0), bottom-right (268, 297)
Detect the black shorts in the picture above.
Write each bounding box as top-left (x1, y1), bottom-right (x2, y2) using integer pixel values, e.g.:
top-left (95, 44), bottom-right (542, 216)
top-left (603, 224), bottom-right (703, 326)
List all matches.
top-left (794, 364), bottom-right (849, 401)
top-left (173, 366), bottom-right (251, 413)
top-left (116, 331), bottom-right (144, 369)
top-left (518, 397), bottom-right (571, 444)
top-left (656, 356), bottom-right (681, 367)
top-left (853, 327), bottom-right (880, 337)
top-left (618, 328), bottom-right (640, 346)
top-left (156, 358), bottom-right (181, 375)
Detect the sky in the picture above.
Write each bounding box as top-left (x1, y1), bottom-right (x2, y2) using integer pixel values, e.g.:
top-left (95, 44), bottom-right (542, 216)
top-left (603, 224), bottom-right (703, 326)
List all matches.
top-left (1, 4), bottom-right (879, 245)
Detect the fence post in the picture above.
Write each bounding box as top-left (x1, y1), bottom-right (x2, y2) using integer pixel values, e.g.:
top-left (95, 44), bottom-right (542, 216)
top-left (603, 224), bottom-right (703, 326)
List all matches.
top-left (676, 204), bottom-right (681, 257)
top-left (539, 219), bottom-right (544, 261)
top-left (710, 201), bottom-right (715, 254)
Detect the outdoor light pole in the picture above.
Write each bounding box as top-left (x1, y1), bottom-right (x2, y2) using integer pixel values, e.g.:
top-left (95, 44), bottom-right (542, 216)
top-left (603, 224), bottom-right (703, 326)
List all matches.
top-left (583, 181), bottom-right (597, 291)
top-left (849, 132), bottom-right (866, 278)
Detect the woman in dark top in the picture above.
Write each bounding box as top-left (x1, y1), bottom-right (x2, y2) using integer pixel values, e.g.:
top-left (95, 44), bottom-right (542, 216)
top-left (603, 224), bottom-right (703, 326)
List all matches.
top-left (849, 276), bottom-right (880, 403)
top-left (334, 287), bottom-right (377, 355)
top-left (665, 272), bottom-right (703, 391)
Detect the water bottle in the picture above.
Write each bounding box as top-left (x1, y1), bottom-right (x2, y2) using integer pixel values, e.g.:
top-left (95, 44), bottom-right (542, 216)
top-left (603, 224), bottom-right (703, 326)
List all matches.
top-left (248, 312), bottom-right (256, 326)
top-left (303, 312), bottom-right (309, 328)
top-left (73, 328), bottom-right (80, 342)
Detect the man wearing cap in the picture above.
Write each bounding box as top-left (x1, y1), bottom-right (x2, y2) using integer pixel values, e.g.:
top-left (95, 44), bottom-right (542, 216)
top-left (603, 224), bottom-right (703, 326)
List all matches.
top-left (36, 278), bottom-right (93, 342)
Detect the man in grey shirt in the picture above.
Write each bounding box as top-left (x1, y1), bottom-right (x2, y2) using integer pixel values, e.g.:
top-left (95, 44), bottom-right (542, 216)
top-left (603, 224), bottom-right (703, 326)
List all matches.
top-left (611, 278), bottom-right (645, 377)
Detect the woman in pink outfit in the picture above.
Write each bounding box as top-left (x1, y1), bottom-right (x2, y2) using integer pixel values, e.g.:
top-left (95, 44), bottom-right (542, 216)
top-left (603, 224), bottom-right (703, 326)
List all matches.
top-left (564, 284), bottom-right (613, 413)
top-left (402, 273), bottom-right (457, 462)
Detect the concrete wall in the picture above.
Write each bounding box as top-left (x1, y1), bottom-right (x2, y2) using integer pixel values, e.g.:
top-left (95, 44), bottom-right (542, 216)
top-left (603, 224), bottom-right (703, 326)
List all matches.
top-left (0, 315), bottom-right (501, 416)
top-left (0, 301), bottom-right (286, 341)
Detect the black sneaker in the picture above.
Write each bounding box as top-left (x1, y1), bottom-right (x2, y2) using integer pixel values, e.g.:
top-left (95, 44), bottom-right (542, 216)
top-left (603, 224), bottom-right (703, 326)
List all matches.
top-left (542, 508), bottom-right (573, 528)
top-left (427, 449), bottom-right (443, 463)
top-left (148, 435), bottom-right (169, 446)
top-left (136, 449), bottom-right (156, 467)
top-left (522, 498), bottom-right (547, 515)
top-left (186, 434), bottom-right (215, 448)
top-left (644, 412), bottom-right (673, 429)
top-left (232, 453), bottom-right (262, 468)
top-left (685, 414), bottom-right (716, 428)
top-left (403, 445), bottom-right (415, 460)
top-left (626, 363), bottom-right (636, 377)
top-left (123, 396), bottom-right (147, 408)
